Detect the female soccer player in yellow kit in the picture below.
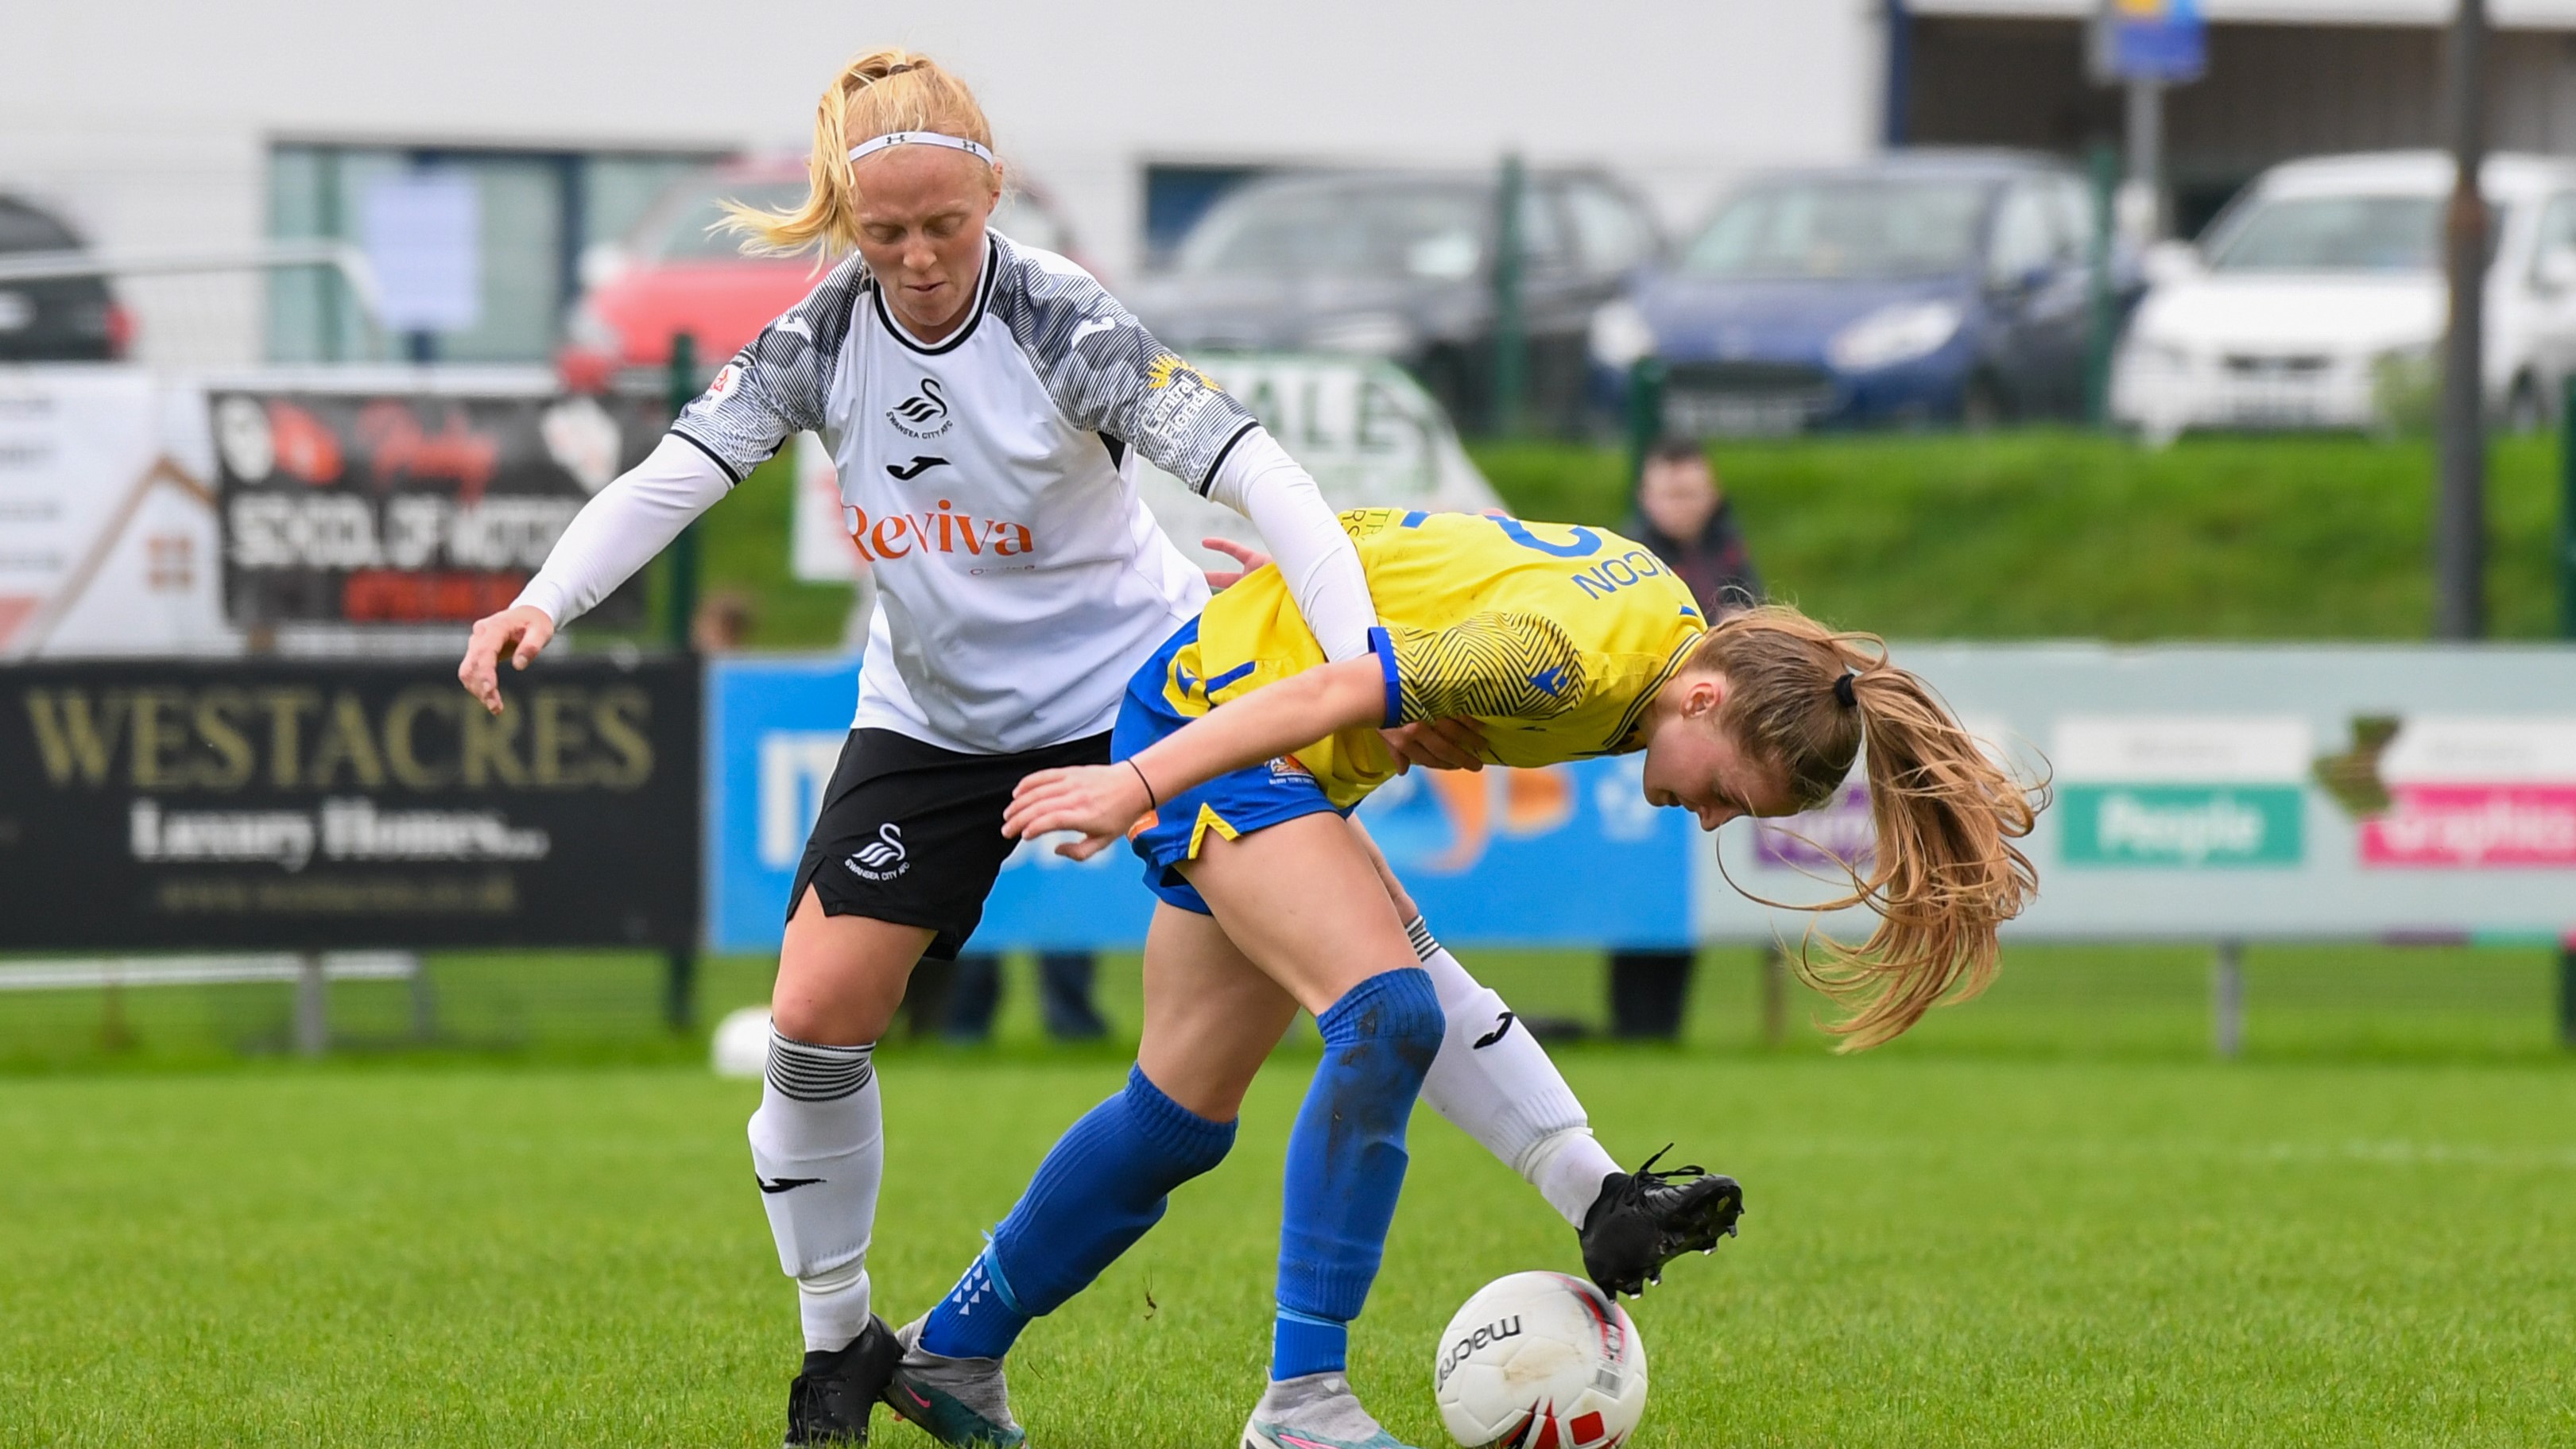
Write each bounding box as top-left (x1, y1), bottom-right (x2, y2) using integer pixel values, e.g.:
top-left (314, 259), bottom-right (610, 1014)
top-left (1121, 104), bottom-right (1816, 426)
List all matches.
top-left (889, 508), bottom-right (2040, 1449)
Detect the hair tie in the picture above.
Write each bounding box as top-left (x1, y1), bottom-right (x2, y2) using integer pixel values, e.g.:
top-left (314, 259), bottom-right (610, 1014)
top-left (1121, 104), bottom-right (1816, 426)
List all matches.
top-left (1833, 672), bottom-right (1857, 709)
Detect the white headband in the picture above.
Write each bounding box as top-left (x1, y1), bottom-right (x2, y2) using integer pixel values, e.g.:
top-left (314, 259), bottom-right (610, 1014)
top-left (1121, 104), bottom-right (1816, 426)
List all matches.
top-left (846, 131), bottom-right (996, 168)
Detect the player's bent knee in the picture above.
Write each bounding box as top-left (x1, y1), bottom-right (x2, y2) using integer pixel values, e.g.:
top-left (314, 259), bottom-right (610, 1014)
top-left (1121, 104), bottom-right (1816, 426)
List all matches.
top-left (1330, 967), bottom-right (1446, 1064)
top-left (770, 900), bottom-right (926, 1044)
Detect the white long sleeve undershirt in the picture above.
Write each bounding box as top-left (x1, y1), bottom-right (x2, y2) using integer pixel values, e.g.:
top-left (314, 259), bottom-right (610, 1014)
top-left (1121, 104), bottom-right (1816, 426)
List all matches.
top-left (516, 425), bottom-right (1379, 669)
top-left (512, 435), bottom-right (731, 626)
top-left (1203, 427), bottom-right (1377, 664)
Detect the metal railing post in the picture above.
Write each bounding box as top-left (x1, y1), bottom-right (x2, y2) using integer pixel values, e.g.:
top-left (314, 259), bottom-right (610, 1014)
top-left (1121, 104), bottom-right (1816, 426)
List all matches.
top-left (1761, 944), bottom-right (1788, 1049)
top-left (2559, 374), bottom-right (2576, 639)
top-left (664, 331), bottom-right (702, 649)
top-left (664, 948), bottom-right (698, 1036)
top-left (2083, 144), bottom-right (2121, 427)
top-left (2558, 943), bottom-right (2576, 1049)
top-left (1625, 357), bottom-right (1667, 486)
top-left (2212, 940), bottom-right (2245, 1059)
top-left (295, 951), bottom-right (329, 1058)
top-left (1490, 153), bottom-right (1528, 439)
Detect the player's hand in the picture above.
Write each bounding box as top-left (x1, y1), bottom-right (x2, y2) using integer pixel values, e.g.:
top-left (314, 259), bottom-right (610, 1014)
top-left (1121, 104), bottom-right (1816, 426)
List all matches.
top-left (1382, 717), bottom-right (1489, 773)
top-left (1201, 537), bottom-right (1273, 591)
top-left (1002, 763), bottom-right (1156, 862)
top-left (458, 604), bottom-right (557, 716)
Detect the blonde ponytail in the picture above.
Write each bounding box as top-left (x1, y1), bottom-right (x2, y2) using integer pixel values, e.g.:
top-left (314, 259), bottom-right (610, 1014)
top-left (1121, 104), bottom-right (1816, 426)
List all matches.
top-left (1688, 606), bottom-right (2041, 1051)
top-left (722, 48), bottom-right (997, 257)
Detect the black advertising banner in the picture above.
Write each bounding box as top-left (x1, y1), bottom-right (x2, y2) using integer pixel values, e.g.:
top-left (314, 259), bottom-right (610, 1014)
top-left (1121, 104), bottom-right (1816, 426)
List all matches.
top-left (212, 389), bottom-right (657, 626)
top-left (0, 657), bottom-right (699, 951)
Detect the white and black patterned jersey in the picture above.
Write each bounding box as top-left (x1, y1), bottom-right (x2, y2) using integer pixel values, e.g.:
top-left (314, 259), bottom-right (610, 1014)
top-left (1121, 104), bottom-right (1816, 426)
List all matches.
top-left (674, 232), bottom-right (1257, 754)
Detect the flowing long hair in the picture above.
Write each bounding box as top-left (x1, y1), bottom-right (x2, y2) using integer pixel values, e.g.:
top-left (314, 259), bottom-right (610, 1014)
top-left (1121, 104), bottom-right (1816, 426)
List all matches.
top-left (1689, 605), bottom-right (2042, 1050)
top-left (721, 48), bottom-right (997, 257)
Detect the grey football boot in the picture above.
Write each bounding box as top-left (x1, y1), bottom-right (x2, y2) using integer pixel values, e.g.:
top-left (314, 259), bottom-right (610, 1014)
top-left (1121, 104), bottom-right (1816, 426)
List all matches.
top-left (1241, 1371), bottom-right (1418, 1449)
top-left (880, 1315), bottom-right (1028, 1448)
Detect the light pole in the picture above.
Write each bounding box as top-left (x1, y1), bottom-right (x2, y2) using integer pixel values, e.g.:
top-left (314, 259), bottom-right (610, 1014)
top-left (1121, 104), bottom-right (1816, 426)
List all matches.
top-left (2435, 0), bottom-right (2490, 639)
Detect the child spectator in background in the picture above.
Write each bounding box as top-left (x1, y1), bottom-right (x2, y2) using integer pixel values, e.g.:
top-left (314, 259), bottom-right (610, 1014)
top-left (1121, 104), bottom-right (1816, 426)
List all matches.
top-left (1611, 437), bottom-right (1764, 1040)
top-left (1626, 436), bottom-right (1761, 617)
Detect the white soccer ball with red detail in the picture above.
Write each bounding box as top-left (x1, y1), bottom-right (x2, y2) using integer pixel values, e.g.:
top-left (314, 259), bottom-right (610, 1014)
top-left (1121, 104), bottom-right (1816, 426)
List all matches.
top-left (1431, 1271), bottom-right (1648, 1449)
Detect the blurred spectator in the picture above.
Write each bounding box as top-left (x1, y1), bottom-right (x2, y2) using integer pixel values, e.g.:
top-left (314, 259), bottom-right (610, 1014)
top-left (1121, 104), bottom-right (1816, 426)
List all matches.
top-left (1612, 438), bottom-right (1763, 1041)
top-left (1624, 437), bottom-right (1761, 616)
top-left (691, 588), bottom-right (757, 652)
top-left (945, 953), bottom-right (1110, 1043)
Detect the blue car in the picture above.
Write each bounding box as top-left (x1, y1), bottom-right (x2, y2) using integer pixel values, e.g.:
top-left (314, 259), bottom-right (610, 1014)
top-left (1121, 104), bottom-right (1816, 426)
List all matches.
top-left (1594, 151), bottom-right (2140, 433)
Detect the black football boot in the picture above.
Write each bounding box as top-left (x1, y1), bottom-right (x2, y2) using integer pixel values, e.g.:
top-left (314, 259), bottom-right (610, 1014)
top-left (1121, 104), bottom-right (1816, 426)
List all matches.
top-left (784, 1313), bottom-right (901, 1446)
top-left (1578, 1146), bottom-right (1746, 1297)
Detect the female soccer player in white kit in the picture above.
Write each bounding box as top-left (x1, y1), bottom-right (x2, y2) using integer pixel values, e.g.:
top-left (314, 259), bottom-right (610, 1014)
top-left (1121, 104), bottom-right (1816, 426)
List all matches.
top-left (457, 49), bottom-right (1737, 1447)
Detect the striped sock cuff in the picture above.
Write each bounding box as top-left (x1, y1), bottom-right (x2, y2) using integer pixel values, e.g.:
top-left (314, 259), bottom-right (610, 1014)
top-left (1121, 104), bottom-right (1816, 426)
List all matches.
top-left (1404, 915), bottom-right (1439, 963)
top-left (767, 1029), bottom-right (875, 1101)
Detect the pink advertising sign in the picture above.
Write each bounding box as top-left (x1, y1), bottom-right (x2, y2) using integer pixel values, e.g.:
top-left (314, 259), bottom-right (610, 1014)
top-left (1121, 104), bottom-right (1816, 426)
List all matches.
top-left (2357, 719), bottom-right (2576, 869)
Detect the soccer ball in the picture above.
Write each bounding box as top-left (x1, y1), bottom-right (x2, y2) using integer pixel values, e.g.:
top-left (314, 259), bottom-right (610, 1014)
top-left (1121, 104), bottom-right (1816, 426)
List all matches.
top-left (1431, 1271), bottom-right (1648, 1448)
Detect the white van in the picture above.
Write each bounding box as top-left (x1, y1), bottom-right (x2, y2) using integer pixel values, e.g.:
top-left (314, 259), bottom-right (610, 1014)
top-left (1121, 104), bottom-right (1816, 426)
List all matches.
top-left (2111, 150), bottom-right (2576, 443)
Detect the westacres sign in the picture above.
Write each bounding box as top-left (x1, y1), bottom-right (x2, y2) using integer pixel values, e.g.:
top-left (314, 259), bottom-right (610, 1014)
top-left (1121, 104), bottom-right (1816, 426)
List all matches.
top-left (214, 386), bottom-right (652, 626)
top-left (0, 657), bottom-right (699, 950)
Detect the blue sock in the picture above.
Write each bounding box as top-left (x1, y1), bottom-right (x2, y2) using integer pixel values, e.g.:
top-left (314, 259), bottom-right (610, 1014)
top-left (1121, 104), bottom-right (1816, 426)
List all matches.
top-left (922, 1064), bottom-right (1234, 1361)
top-left (1270, 966), bottom-right (1445, 1381)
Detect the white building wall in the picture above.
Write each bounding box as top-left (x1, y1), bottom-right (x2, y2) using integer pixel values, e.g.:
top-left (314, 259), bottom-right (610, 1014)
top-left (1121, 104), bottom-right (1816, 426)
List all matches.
top-left (0, 2), bottom-right (1885, 362)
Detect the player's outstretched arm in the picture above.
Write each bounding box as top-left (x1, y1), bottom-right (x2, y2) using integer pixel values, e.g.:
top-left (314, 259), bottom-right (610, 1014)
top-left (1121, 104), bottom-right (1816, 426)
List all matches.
top-left (1002, 657), bottom-right (1389, 858)
top-left (454, 434), bottom-right (731, 715)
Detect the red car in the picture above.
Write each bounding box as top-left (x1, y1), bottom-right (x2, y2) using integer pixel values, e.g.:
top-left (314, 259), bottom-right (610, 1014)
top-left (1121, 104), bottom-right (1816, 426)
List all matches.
top-left (560, 158), bottom-right (1087, 393)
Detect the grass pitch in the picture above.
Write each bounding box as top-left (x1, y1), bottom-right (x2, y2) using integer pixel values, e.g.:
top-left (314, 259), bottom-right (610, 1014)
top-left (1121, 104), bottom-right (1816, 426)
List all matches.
top-left (6, 1045), bottom-right (2573, 1447)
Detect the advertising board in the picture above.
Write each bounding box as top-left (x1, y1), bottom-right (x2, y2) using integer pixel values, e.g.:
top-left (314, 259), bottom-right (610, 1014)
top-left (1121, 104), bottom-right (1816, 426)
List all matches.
top-left (1704, 644), bottom-right (2576, 944)
top-left (0, 367), bottom-right (234, 658)
top-left (704, 656), bottom-right (1691, 955)
top-left (0, 655), bottom-right (699, 950)
top-left (213, 382), bottom-right (654, 626)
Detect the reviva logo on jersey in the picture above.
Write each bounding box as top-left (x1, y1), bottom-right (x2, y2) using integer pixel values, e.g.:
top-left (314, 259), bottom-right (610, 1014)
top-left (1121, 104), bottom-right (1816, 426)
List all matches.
top-left (844, 499), bottom-right (1036, 563)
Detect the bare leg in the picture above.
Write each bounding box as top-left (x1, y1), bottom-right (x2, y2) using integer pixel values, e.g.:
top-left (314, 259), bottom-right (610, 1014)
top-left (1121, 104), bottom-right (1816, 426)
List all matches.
top-left (771, 885), bottom-right (935, 1045)
top-left (1137, 903), bottom-right (1301, 1121)
top-left (1177, 812), bottom-right (1418, 1010)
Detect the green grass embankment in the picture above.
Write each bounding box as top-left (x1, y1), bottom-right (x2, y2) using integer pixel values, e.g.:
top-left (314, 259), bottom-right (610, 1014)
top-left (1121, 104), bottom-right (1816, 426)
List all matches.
top-left (1470, 431), bottom-right (2568, 641)
top-left (677, 432), bottom-right (2569, 649)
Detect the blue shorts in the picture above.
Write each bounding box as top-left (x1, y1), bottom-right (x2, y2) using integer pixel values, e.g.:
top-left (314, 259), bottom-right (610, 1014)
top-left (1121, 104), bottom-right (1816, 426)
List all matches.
top-left (1114, 618), bottom-right (1352, 916)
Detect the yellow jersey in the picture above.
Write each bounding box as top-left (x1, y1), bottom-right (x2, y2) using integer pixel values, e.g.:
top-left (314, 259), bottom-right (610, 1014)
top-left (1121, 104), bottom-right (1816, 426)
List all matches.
top-left (1160, 509), bottom-right (1709, 809)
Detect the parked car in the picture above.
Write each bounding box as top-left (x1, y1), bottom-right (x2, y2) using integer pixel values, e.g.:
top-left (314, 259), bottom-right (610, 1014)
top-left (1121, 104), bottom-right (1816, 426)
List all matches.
top-left (0, 194), bottom-right (128, 362)
top-left (1123, 169), bottom-right (1662, 434)
top-left (2111, 150), bottom-right (2576, 442)
top-left (559, 158), bottom-right (1087, 392)
top-left (1599, 151), bottom-right (2135, 434)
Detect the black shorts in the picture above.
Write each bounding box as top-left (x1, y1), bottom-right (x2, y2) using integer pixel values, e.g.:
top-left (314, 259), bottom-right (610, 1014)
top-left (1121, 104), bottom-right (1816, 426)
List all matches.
top-left (788, 727), bottom-right (1112, 960)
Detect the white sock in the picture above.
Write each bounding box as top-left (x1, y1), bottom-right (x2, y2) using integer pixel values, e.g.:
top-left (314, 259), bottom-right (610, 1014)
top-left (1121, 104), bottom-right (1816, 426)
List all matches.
top-left (798, 1259), bottom-right (873, 1355)
top-left (1525, 1126), bottom-right (1624, 1228)
top-left (1407, 918), bottom-right (1620, 1228)
top-left (749, 1028), bottom-right (885, 1352)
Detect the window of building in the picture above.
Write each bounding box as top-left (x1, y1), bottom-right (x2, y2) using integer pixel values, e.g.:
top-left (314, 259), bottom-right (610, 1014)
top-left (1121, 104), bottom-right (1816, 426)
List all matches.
top-left (266, 144), bottom-right (719, 364)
